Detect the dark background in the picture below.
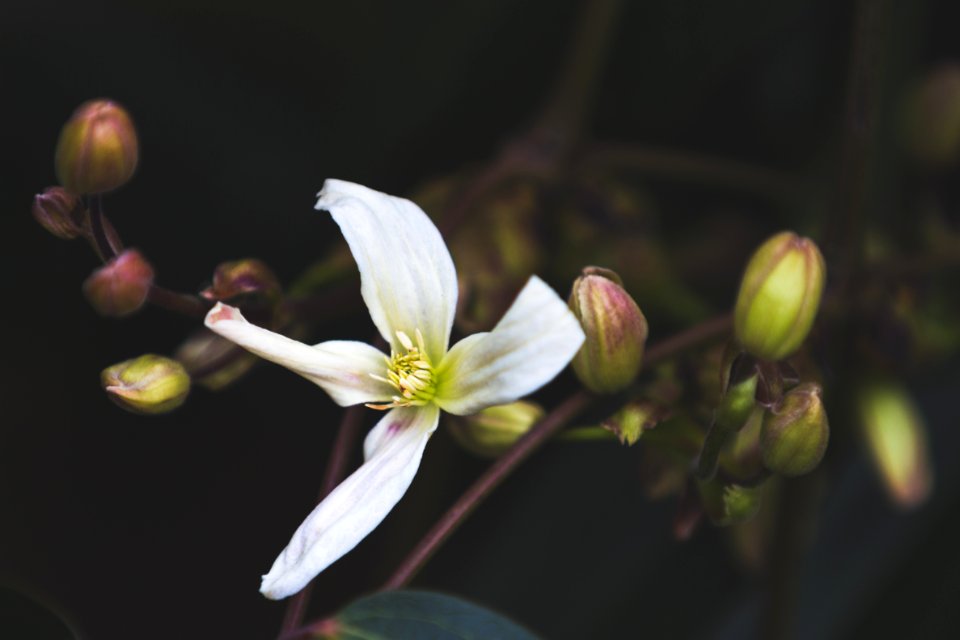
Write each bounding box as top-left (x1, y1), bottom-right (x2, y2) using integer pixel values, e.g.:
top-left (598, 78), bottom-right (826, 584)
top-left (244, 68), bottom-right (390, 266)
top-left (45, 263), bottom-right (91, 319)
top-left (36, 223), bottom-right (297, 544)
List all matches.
top-left (2, 1), bottom-right (960, 638)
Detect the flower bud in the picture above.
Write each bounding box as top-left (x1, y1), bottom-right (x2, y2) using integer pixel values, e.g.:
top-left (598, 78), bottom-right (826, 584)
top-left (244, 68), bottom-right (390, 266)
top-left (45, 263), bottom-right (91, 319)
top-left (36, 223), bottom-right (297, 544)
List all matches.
top-left (201, 259), bottom-right (281, 303)
top-left (55, 99), bottom-right (139, 194)
top-left (733, 231), bottom-right (826, 361)
top-left (857, 380), bottom-right (932, 509)
top-left (101, 354), bottom-right (190, 415)
top-left (31, 187), bottom-right (85, 239)
top-left (760, 383), bottom-right (829, 477)
top-left (83, 249), bottom-right (154, 317)
top-left (569, 267), bottom-right (648, 394)
top-left (447, 401), bottom-right (544, 458)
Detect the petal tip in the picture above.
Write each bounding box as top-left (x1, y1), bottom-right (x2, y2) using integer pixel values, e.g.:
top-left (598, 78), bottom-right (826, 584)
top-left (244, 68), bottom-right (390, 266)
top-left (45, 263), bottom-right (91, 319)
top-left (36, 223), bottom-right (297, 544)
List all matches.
top-left (204, 301), bottom-right (240, 327)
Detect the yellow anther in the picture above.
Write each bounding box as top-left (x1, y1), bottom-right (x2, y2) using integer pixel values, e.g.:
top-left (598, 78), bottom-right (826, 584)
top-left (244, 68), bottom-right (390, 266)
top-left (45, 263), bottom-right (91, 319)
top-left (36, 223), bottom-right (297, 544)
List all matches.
top-left (367, 328), bottom-right (437, 410)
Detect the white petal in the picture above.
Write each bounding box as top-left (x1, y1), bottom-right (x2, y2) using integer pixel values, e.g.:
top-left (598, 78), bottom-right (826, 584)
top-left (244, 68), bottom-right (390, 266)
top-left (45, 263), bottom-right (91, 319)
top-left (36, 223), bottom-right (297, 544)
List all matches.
top-left (434, 276), bottom-right (585, 416)
top-left (260, 405), bottom-right (440, 599)
top-left (204, 303), bottom-right (393, 406)
top-left (316, 179), bottom-right (457, 362)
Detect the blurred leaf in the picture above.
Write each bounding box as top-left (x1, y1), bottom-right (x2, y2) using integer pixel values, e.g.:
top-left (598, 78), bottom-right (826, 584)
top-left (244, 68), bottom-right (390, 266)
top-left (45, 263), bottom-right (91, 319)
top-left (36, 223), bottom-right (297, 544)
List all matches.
top-left (328, 590), bottom-right (538, 640)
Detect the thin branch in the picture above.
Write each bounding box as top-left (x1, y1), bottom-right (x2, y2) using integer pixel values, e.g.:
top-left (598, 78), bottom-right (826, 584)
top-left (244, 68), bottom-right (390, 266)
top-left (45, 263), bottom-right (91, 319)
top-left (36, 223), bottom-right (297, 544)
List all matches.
top-left (147, 285), bottom-right (211, 318)
top-left (438, 0), bottom-right (623, 237)
top-left (644, 313), bottom-right (733, 366)
top-left (380, 390), bottom-right (593, 591)
top-left (581, 144), bottom-right (804, 202)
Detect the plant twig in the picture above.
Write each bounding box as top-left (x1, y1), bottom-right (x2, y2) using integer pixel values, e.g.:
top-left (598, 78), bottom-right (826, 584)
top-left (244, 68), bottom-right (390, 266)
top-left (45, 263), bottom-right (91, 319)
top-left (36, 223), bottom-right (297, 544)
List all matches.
top-left (380, 390), bottom-right (593, 591)
top-left (438, 0), bottom-right (623, 237)
top-left (827, 0), bottom-right (890, 280)
top-left (580, 144), bottom-right (804, 202)
top-left (644, 313), bottom-right (733, 366)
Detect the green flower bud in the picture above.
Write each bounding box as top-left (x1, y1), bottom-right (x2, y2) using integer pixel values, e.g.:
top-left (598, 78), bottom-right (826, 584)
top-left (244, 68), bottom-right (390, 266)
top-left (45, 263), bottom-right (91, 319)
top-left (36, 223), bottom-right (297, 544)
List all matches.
top-left (857, 380), bottom-right (932, 509)
top-left (101, 354), bottom-right (190, 415)
top-left (760, 382), bottom-right (829, 477)
top-left (733, 231), bottom-right (826, 361)
top-left (31, 187), bottom-right (84, 240)
top-left (55, 99), bottom-right (139, 195)
top-left (201, 259), bottom-right (282, 304)
top-left (83, 249), bottom-right (154, 317)
top-left (569, 267), bottom-right (648, 394)
top-left (447, 401), bottom-right (544, 458)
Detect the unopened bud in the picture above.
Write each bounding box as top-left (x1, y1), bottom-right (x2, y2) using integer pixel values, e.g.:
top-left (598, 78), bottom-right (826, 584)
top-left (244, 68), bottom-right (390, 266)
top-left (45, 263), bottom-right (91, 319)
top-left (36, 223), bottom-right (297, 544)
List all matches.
top-left (698, 480), bottom-right (762, 526)
top-left (857, 380), bottom-right (933, 508)
top-left (760, 382), bottom-right (829, 477)
top-left (83, 249), bottom-right (154, 317)
top-left (32, 187), bottom-right (84, 239)
top-left (734, 232), bottom-right (826, 361)
top-left (569, 267), bottom-right (648, 394)
top-left (201, 259), bottom-right (281, 303)
top-left (55, 99), bottom-right (139, 194)
top-left (902, 64), bottom-right (960, 166)
top-left (101, 354), bottom-right (190, 414)
top-left (447, 401), bottom-right (544, 458)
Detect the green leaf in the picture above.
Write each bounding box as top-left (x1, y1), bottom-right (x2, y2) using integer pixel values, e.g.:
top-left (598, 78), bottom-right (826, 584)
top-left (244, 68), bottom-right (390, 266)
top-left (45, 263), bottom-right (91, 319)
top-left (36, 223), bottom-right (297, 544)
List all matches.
top-left (327, 590), bottom-right (539, 640)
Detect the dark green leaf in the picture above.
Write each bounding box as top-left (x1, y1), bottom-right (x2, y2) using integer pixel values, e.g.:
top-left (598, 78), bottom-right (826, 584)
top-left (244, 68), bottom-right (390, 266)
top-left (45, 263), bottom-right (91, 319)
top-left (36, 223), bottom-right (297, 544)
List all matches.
top-left (330, 590), bottom-right (539, 640)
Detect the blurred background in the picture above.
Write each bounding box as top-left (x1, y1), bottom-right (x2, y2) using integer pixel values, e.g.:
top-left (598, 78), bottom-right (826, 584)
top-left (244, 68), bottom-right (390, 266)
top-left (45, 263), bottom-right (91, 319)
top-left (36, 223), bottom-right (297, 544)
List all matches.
top-left (2, 0), bottom-right (960, 638)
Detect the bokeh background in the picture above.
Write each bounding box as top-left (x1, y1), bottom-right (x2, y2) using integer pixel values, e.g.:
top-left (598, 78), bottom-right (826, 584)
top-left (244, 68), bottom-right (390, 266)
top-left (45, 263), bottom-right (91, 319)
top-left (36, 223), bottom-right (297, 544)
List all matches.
top-left (2, 1), bottom-right (960, 638)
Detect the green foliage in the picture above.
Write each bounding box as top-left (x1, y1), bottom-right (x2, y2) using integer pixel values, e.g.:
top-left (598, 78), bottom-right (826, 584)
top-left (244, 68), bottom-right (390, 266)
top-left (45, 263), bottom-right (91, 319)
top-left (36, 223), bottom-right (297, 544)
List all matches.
top-left (328, 591), bottom-right (538, 640)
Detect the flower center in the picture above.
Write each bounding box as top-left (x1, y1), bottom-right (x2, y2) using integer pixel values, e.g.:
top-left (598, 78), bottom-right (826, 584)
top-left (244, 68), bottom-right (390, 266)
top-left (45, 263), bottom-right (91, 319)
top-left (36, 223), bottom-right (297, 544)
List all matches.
top-left (368, 330), bottom-right (437, 409)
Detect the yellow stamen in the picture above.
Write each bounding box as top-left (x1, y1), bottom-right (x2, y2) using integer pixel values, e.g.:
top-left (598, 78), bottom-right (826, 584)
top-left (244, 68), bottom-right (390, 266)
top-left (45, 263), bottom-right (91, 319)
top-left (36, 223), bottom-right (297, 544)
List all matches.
top-left (366, 329), bottom-right (437, 410)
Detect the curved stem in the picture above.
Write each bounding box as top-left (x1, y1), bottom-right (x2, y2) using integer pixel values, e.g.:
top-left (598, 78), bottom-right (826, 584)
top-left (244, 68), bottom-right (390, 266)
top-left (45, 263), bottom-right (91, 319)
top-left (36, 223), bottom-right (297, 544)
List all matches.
top-left (380, 390), bottom-right (592, 590)
top-left (146, 285), bottom-right (211, 318)
top-left (438, 0), bottom-right (622, 237)
top-left (580, 144), bottom-right (803, 202)
top-left (644, 313), bottom-right (733, 366)
top-left (88, 195), bottom-right (118, 261)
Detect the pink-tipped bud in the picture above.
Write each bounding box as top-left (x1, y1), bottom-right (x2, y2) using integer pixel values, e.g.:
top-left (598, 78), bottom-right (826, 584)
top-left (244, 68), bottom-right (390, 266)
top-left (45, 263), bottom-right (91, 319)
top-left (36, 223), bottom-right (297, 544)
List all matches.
top-left (733, 232), bottom-right (826, 362)
top-left (569, 267), bottom-right (648, 394)
top-left (83, 249), bottom-right (154, 317)
top-left (31, 187), bottom-right (85, 240)
top-left (55, 99), bottom-right (139, 194)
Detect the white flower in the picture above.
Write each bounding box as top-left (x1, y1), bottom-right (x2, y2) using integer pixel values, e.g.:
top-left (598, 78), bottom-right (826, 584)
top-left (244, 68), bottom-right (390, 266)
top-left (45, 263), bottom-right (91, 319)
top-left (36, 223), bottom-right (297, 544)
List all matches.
top-left (205, 179), bottom-right (585, 600)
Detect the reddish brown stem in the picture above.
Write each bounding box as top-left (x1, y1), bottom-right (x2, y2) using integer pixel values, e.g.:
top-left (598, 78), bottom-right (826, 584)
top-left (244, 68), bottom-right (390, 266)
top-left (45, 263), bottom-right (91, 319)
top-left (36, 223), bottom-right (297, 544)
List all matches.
top-left (380, 390), bottom-right (593, 591)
